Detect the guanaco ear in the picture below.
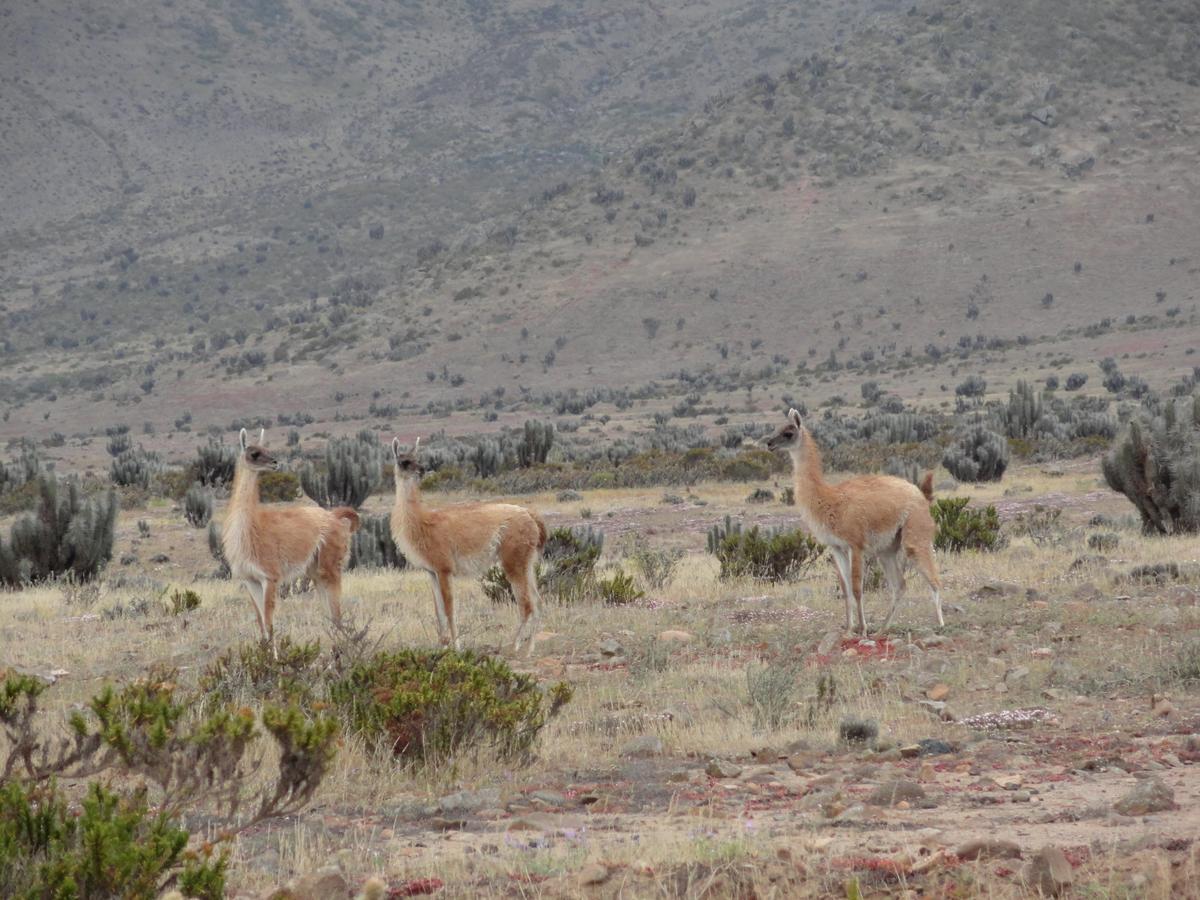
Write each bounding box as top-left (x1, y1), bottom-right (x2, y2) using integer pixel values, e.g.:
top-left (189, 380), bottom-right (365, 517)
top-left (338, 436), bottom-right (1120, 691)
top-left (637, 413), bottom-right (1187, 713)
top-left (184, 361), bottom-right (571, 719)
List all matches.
top-left (414, 436), bottom-right (421, 453)
top-left (239, 428), bottom-right (248, 451)
top-left (391, 437), bottom-right (401, 460)
top-left (258, 427), bottom-right (265, 446)
top-left (788, 408), bottom-right (803, 429)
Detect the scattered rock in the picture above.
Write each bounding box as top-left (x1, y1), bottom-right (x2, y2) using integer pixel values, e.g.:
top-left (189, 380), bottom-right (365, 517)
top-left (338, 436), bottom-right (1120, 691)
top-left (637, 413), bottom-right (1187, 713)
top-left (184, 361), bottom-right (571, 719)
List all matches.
top-left (286, 867), bottom-right (349, 900)
top-left (597, 638), bottom-right (624, 657)
top-left (530, 790), bottom-right (568, 807)
top-left (1005, 666), bottom-right (1030, 685)
top-left (955, 838), bottom-right (1022, 861)
top-left (620, 735), bottom-right (664, 758)
top-left (507, 813), bottom-right (572, 832)
top-left (750, 745), bottom-right (780, 762)
top-left (657, 630), bottom-right (693, 643)
top-left (1166, 585), bottom-right (1200, 607)
top-left (578, 863), bottom-right (610, 887)
top-left (1070, 582), bottom-right (1103, 602)
top-left (1028, 106), bottom-right (1057, 126)
top-left (1024, 847), bottom-right (1073, 896)
top-left (926, 683), bottom-right (951, 702)
top-left (917, 738), bottom-right (955, 756)
top-left (976, 581), bottom-right (1022, 597)
top-left (899, 744), bottom-right (921, 759)
top-left (150, 553), bottom-right (170, 564)
top-left (438, 788), bottom-right (501, 815)
top-left (1030, 647), bottom-right (1053, 659)
top-left (705, 758), bottom-right (742, 779)
top-left (817, 629), bottom-right (842, 655)
top-left (1153, 698), bottom-right (1176, 718)
top-left (1113, 776), bottom-right (1176, 816)
top-left (869, 779), bottom-right (926, 807)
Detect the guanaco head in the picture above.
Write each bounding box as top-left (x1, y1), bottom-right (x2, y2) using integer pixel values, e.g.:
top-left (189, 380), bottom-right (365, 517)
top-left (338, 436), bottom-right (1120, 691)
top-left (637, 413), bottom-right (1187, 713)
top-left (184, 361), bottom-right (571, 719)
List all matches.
top-left (764, 408), bottom-right (806, 453)
top-left (238, 427), bottom-right (279, 472)
top-left (391, 436), bottom-right (426, 482)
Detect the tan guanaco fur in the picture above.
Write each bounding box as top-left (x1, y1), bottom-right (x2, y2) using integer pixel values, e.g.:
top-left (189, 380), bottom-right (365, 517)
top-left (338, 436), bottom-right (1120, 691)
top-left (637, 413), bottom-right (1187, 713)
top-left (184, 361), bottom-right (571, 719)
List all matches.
top-left (221, 428), bottom-right (361, 645)
top-left (389, 437), bottom-right (547, 655)
top-left (765, 409), bottom-right (943, 634)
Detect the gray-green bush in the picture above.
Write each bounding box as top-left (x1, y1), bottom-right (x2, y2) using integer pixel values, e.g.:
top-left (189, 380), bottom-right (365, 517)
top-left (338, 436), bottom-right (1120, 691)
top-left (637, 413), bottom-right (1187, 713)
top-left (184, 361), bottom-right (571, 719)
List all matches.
top-left (942, 427), bottom-right (1009, 482)
top-left (0, 477), bottom-right (117, 586)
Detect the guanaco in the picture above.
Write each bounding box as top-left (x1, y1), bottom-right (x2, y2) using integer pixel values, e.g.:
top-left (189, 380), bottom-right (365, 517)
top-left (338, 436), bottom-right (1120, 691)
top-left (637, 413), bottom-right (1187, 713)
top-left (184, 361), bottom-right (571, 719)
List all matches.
top-left (222, 428), bottom-right (360, 645)
top-left (764, 409), bottom-right (944, 634)
top-left (389, 437), bottom-right (547, 655)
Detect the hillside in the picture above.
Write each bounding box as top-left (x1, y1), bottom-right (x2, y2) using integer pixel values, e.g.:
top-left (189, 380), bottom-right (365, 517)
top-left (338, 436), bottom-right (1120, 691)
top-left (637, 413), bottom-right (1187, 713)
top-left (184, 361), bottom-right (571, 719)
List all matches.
top-left (2, 0), bottom-right (1199, 465)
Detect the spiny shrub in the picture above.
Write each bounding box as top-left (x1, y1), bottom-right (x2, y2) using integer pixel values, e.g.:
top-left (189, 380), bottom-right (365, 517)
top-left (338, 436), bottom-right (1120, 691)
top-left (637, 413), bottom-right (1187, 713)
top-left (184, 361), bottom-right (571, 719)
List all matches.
top-left (931, 497), bottom-right (1004, 552)
top-left (169, 588), bottom-right (201, 615)
top-left (1065, 372), bottom-right (1088, 391)
top-left (329, 649), bottom-right (572, 766)
top-left (110, 447), bottom-right (161, 488)
top-left (707, 515), bottom-right (824, 581)
top-left (942, 427), bottom-right (1009, 482)
top-left (184, 482), bottom-right (213, 527)
top-left (1088, 532), bottom-right (1119, 551)
top-left (1102, 393), bottom-right (1200, 534)
top-left (1010, 504), bottom-right (1066, 547)
top-left (348, 514), bottom-right (406, 570)
top-left (516, 419), bottom-right (555, 466)
top-left (1, 442), bottom-right (41, 496)
top-left (746, 487), bottom-right (774, 504)
top-left (541, 525), bottom-right (603, 598)
top-left (257, 470), bottom-right (300, 502)
top-left (1002, 380), bottom-right (1043, 439)
top-left (0, 477), bottom-right (117, 587)
top-left (884, 458), bottom-right (922, 487)
top-left (194, 439), bottom-right (236, 487)
top-left (596, 570), bottom-right (644, 605)
top-left (301, 431), bottom-right (383, 508)
top-left (628, 537), bottom-right (684, 590)
top-left (0, 780), bottom-right (227, 900)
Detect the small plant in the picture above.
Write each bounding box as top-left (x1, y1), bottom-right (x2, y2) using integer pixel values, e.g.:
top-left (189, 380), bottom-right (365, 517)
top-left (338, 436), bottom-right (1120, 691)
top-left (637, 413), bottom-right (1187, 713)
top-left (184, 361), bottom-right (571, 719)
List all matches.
top-left (329, 648), bottom-right (571, 766)
top-left (184, 482), bottom-right (213, 528)
top-left (838, 715), bottom-right (879, 745)
top-left (942, 427), bottom-right (1009, 483)
top-left (931, 497), bottom-right (1004, 552)
top-left (780, 486), bottom-right (795, 506)
top-left (0, 780), bottom-right (228, 900)
top-left (627, 637), bottom-right (674, 679)
top-left (137, 519), bottom-right (151, 537)
top-left (1087, 532), bottom-right (1119, 551)
top-left (746, 657), bottom-right (802, 731)
top-left (169, 588), bottom-right (201, 615)
top-left (807, 672), bottom-right (838, 727)
top-left (746, 487), bottom-right (774, 504)
top-left (707, 516), bottom-right (824, 581)
top-left (199, 638), bottom-right (324, 705)
top-left (596, 570), bottom-right (645, 605)
top-left (541, 526), bottom-right (604, 600)
top-left (1010, 504), bottom-right (1066, 547)
top-left (628, 538), bottom-right (684, 589)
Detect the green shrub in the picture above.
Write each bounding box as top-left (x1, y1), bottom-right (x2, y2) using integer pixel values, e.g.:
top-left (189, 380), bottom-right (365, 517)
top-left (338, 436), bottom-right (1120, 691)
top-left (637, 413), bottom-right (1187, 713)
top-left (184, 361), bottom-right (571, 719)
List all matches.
top-left (1088, 532), bottom-right (1119, 551)
top-left (1163, 640), bottom-right (1200, 685)
top-left (110, 448), bottom-right (162, 489)
top-left (0, 780), bottom-right (227, 900)
top-left (931, 497), bottom-right (1004, 552)
top-left (348, 515), bottom-right (405, 570)
top-left (1102, 393), bottom-right (1200, 534)
top-left (258, 470), bottom-right (300, 502)
top-left (706, 515), bottom-right (824, 581)
top-left (329, 649), bottom-right (572, 766)
top-left (746, 487), bottom-right (774, 504)
top-left (199, 638), bottom-right (323, 705)
top-left (596, 570), bottom-right (644, 605)
top-left (184, 483), bottom-right (213, 528)
top-left (0, 477), bottom-right (117, 587)
top-left (194, 439), bottom-right (236, 488)
top-left (942, 427), bottom-right (1009, 482)
top-left (301, 431), bottom-right (383, 509)
top-left (169, 589), bottom-right (201, 616)
top-left (628, 538), bottom-right (684, 590)
top-left (541, 525), bottom-right (603, 599)
top-left (746, 658), bottom-right (802, 731)
top-left (516, 419), bottom-right (555, 466)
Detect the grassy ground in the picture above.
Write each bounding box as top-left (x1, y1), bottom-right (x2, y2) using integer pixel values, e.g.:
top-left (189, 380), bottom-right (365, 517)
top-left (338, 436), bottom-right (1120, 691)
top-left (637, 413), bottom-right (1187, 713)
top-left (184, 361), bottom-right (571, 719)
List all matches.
top-left (4, 461), bottom-right (1200, 897)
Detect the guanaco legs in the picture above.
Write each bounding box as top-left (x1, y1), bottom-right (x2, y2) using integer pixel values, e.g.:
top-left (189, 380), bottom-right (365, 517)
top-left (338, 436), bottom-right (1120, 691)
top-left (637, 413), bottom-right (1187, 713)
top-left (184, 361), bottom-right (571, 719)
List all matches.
top-left (765, 409), bottom-right (944, 634)
top-left (390, 438), bottom-right (547, 655)
top-left (222, 428), bottom-right (361, 646)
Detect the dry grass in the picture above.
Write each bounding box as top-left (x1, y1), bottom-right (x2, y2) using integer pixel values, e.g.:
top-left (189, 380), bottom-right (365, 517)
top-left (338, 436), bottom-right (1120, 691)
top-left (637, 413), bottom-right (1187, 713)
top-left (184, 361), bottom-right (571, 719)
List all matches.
top-left (4, 464), bottom-right (1200, 896)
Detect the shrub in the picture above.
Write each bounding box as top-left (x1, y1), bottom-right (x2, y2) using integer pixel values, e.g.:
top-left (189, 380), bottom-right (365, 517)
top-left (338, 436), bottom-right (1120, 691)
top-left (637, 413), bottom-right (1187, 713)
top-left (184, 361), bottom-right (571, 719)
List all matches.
top-left (746, 657), bottom-right (802, 731)
top-left (0, 780), bottom-right (227, 900)
top-left (1102, 394), bottom-right (1200, 534)
top-left (706, 516), bottom-right (824, 581)
top-left (194, 439), bottom-right (236, 487)
top-left (1002, 380), bottom-right (1043, 439)
top-left (1088, 532), bottom-right (1119, 551)
top-left (516, 419), bottom-right (555, 466)
top-left (628, 538), bottom-right (684, 589)
top-left (169, 588), bottom-right (201, 615)
top-left (258, 470), bottom-right (300, 502)
top-left (596, 570), bottom-right (644, 605)
top-left (746, 487), bottom-right (774, 504)
top-left (329, 649), bottom-right (571, 765)
top-left (207, 521), bottom-right (230, 577)
top-left (955, 375), bottom-right (987, 399)
top-left (184, 483), bottom-right (213, 527)
top-left (1065, 372), bottom-right (1088, 391)
top-left (110, 448), bottom-right (161, 488)
top-left (884, 458), bottom-right (922, 487)
top-left (942, 427), bottom-right (1009, 482)
top-left (199, 638), bottom-right (323, 705)
top-left (1009, 504), bottom-right (1065, 547)
top-left (348, 514), bottom-right (405, 570)
top-left (541, 526), bottom-right (603, 599)
top-left (301, 431), bottom-right (383, 509)
top-left (0, 477), bottom-right (117, 587)
top-left (931, 497), bottom-right (1004, 552)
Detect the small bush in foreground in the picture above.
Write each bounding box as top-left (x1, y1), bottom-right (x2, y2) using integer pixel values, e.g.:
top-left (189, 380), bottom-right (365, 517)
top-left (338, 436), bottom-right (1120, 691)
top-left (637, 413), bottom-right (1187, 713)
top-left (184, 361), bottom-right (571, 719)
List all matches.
top-left (707, 516), bottom-right (824, 581)
top-left (329, 649), bottom-right (571, 766)
top-left (931, 497), bottom-right (1004, 552)
top-left (628, 538), bottom-right (684, 590)
top-left (0, 780), bottom-right (227, 900)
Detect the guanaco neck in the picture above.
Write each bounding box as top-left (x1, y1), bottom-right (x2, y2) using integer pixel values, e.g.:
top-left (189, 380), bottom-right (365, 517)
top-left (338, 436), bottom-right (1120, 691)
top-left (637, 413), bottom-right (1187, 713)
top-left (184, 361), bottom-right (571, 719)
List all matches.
top-left (228, 462), bottom-right (260, 519)
top-left (790, 429), bottom-right (834, 506)
top-left (392, 473), bottom-right (424, 535)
